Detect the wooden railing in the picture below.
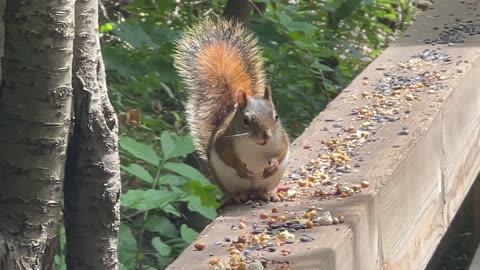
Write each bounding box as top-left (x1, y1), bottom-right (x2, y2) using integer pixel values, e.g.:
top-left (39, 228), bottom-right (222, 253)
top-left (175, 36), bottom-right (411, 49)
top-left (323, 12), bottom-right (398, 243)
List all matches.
top-left (167, 0), bottom-right (480, 269)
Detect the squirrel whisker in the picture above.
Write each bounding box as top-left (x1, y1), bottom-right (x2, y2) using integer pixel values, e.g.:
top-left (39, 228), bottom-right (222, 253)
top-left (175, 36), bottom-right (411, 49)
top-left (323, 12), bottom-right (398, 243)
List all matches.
top-left (222, 133), bottom-right (250, 139)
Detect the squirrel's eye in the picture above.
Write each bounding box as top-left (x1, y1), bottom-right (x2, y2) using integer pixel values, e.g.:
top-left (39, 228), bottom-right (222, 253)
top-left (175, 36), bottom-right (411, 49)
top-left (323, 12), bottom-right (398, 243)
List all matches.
top-left (275, 114), bottom-right (279, 122)
top-left (243, 116), bottom-right (250, 126)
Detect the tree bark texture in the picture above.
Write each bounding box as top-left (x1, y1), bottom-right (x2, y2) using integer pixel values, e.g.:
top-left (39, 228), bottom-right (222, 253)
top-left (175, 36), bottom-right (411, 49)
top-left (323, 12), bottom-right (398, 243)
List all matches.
top-left (0, 0), bottom-right (75, 269)
top-left (64, 0), bottom-right (121, 269)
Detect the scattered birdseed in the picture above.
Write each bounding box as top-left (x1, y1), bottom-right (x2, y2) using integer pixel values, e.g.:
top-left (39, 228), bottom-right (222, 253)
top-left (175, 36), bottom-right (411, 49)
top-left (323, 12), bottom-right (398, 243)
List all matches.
top-left (360, 181), bottom-right (370, 188)
top-left (424, 19), bottom-right (480, 45)
top-left (414, 49), bottom-right (451, 62)
top-left (299, 236), bottom-right (313, 243)
top-left (316, 211), bottom-right (334, 225)
top-left (194, 242), bottom-right (206, 251)
top-left (201, 46), bottom-right (456, 270)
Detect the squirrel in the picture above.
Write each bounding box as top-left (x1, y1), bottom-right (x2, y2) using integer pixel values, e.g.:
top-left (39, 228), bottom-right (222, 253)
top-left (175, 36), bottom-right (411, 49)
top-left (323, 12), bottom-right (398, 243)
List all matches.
top-left (173, 18), bottom-right (289, 203)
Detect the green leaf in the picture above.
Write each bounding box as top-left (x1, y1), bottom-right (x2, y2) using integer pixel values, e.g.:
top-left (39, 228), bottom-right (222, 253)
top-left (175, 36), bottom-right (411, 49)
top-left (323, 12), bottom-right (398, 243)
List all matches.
top-left (186, 180), bottom-right (221, 207)
top-left (137, 24), bottom-right (179, 45)
top-left (160, 131), bottom-right (175, 159)
top-left (102, 46), bottom-right (144, 79)
top-left (164, 237), bottom-right (186, 246)
top-left (284, 21), bottom-right (317, 34)
top-left (120, 263), bottom-right (131, 270)
top-left (100, 22), bottom-right (116, 33)
top-left (121, 189), bottom-right (182, 211)
top-left (251, 18), bottom-right (288, 45)
top-left (311, 61), bottom-right (335, 72)
top-left (170, 241), bottom-right (189, 250)
top-left (161, 131), bottom-right (195, 159)
top-left (275, 13), bottom-right (316, 34)
top-left (152, 237), bottom-right (172, 257)
top-left (54, 254), bottom-right (66, 270)
top-left (158, 174), bottom-right (189, 186)
top-left (164, 162), bottom-right (210, 185)
top-left (113, 19), bottom-right (160, 49)
top-left (145, 215), bottom-right (177, 237)
top-left (122, 164), bottom-right (154, 184)
top-left (119, 136), bottom-right (160, 166)
top-left (180, 225), bottom-right (198, 244)
top-left (330, 0), bottom-right (363, 28)
top-left (183, 196), bottom-right (217, 220)
top-left (162, 203), bottom-right (182, 217)
top-left (155, 255), bottom-right (174, 268)
top-left (276, 13), bottom-right (293, 26)
top-left (118, 224), bottom-right (138, 270)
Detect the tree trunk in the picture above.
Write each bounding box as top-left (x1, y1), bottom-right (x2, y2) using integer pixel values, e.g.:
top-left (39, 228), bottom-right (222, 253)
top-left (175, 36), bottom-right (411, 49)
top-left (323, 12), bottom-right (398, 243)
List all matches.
top-left (0, 0), bottom-right (75, 269)
top-left (64, 0), bottom-right (121, 269)
top-left (0, 0), bottom-right (121, 268)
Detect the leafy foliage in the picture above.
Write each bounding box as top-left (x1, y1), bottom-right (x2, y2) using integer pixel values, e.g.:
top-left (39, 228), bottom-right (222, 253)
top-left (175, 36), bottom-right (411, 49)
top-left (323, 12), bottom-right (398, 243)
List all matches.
top-left (55, 0), bottom-right (416, 269)
top-left (118, 133), bottom-right (219, 268)
top-left (101, 0), bottom-right (414, 137)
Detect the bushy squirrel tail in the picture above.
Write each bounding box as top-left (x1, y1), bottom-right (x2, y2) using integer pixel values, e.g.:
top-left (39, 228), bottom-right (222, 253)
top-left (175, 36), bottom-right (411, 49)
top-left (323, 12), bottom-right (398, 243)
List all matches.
top-left (173, 18), bottom-right (266, 158)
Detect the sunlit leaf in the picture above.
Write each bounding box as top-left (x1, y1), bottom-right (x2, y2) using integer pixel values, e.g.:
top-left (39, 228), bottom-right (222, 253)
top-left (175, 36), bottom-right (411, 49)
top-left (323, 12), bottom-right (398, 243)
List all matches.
top-left (119, 136), bottom-right (160, 166)
top-left (180, 225), bottom-right (198, 244)
top-left (152, 237), bottom-right (172, 257)
top-left (164, 162), bottom-right (210, 185)
top-left (183, 196), bottom-right (217, 220)
top-left (122, 164), bottom-right (154, 184)
top-left (161, 131), bottom-right (195, 159)
top-left (118, 224), bottom-right (137, 270)
top-left (145, 215), bottom-right (177, 237)
top-left (121, 189), bottom-right (181, 211)
top-left (100, 22), bottom-right (116, 33)
top-left (158, 174), bottom-right (189, 186)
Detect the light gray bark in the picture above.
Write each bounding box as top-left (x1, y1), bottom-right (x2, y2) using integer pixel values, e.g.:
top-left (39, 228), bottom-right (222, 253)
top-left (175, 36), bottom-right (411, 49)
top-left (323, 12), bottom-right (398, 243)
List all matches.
top-left (64, 0), bottom-right (121, 269)
top-left (0, 0), bottom-right (75, 269)
top-left (0, 0), bottom-right (121, 269)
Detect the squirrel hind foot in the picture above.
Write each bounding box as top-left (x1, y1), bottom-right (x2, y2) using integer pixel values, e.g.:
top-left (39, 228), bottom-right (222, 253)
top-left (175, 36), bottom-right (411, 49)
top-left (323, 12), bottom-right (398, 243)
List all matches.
top-left (250, 191), bottom-right (280, 203)
top-left (221, 193), bottom-right (250, 205)
top-left (221, 191), bottom-right (279, 207)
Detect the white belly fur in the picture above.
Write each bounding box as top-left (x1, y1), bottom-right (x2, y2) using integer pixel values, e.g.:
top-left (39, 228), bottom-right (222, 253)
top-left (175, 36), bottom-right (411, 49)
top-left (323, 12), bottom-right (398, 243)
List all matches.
top-left (209, 138), bottom-right (289, 195)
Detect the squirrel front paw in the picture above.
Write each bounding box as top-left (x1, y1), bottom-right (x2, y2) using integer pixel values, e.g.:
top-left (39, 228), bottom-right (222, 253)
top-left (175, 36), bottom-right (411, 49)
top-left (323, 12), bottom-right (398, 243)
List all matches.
top-left (253, 191), bottom-right (280, 202)
top-left (262, 158), bottom-right (279, 179)
top-left (235, 163), bottom-right (255, 180)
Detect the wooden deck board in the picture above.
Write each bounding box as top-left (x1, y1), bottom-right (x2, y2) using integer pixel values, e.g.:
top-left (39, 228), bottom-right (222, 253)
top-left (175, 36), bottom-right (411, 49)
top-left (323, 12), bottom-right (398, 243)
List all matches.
top-left (167, 0), bottom-right (480, 269)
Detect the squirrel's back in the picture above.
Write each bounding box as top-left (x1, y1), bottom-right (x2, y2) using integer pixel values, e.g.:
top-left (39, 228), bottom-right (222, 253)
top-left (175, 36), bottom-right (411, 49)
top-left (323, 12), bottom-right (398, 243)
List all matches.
top-left (173, 18), bottom-right (266, 158)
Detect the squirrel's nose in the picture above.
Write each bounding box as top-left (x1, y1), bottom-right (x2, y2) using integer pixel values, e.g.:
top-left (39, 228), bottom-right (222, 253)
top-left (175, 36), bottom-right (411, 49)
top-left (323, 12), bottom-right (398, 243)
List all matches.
top-left (257, 130), bottom-right (272, 146)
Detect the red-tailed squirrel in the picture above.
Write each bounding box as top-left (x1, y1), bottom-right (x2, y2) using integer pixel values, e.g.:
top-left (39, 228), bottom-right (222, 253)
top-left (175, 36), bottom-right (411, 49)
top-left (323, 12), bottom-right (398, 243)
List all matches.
top-left (173, 18), bottom-right (289, 203)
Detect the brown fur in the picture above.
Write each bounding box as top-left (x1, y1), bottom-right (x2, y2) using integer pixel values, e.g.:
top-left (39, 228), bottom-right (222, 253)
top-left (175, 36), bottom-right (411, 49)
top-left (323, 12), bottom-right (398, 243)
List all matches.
top-left (197, 41), bottom-right (256, 99)
top-left (173, 18), bottom-right (266, 158)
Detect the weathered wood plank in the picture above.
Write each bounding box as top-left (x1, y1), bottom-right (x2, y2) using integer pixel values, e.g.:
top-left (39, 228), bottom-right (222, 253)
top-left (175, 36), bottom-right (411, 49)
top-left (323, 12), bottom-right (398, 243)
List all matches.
top-left (167, 0), bottom-right (480, 269)
top-left (443, 57), bottom-right (480, 221)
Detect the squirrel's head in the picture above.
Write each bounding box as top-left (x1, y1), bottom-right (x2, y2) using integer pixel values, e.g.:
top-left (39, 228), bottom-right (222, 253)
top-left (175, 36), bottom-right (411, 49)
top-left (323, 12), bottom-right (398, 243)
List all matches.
top-left (232, 86), bottom-right (280, 146)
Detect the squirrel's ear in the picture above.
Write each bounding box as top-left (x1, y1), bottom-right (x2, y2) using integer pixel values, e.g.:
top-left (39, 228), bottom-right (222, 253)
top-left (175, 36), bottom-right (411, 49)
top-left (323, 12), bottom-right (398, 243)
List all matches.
top-left (236, 88), bottom-right (248, 108)
top-left (263, 85), bottom-right (272, 101)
